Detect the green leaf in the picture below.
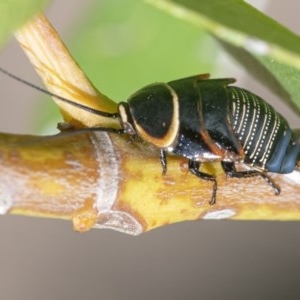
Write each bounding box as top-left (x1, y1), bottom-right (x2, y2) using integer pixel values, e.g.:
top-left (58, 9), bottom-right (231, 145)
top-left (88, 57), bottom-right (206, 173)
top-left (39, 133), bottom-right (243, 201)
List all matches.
top-left (0, 0), bottom-right (48, 46)
top-left (146, 0), bottom-right (300, 110)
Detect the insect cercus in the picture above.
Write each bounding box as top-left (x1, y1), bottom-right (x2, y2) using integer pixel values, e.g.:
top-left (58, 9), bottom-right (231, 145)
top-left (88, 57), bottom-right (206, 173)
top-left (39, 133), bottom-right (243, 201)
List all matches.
top-left (1, 68), bottom-right (299, 204)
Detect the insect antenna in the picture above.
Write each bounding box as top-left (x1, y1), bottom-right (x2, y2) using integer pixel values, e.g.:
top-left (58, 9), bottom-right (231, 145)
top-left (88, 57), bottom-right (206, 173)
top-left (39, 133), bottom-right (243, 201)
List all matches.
top-left (0, 66), bottom-right (119, 119)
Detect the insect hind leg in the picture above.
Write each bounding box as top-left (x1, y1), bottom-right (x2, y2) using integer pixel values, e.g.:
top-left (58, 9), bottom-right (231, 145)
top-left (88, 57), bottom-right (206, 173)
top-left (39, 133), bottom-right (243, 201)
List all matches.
top-left (188, 160), bottom-right (217, 205)
top-left (221, 161), bottom-right (281, 195)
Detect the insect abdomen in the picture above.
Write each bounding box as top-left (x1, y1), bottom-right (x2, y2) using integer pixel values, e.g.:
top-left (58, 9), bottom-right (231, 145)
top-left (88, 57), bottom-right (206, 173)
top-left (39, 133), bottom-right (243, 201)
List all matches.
top-left (228, 86), bottom-right (299, 173)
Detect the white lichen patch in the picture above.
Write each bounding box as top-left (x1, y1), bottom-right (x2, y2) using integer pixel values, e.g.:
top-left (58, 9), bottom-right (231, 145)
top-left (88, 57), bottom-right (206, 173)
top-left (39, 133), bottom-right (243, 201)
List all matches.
top-left (282, 171), bottom-right (300, 185)
top-left (95, 210), bottom-right (143, 235)
top-left (0, 189), bottom-right (14, 214)
top-left (0, 167), bottom-right (27, 214)
top-left (89, 132), bottom-right (120, 212)
top-left (203, 209), bottom-right (236, 220)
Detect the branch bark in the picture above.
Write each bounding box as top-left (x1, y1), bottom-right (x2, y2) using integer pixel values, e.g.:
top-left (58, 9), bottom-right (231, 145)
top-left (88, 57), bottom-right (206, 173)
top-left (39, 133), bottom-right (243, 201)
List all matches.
top-left (0, 130), bottom-right (300, 234)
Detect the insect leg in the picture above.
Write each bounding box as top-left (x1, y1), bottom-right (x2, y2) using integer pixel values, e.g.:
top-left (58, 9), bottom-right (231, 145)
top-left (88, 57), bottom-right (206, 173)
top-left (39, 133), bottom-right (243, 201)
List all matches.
top-left (188, 160), bottom-right (217, 205)
top-left (221, 161), bottom-right (281, 195)
top-left (160, 149), bottom-right (167, 175)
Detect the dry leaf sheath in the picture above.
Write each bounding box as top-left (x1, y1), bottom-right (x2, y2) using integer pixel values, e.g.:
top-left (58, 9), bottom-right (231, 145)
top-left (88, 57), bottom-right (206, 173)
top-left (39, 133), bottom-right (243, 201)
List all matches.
top-left (0, 13), bottom-right (300, 234)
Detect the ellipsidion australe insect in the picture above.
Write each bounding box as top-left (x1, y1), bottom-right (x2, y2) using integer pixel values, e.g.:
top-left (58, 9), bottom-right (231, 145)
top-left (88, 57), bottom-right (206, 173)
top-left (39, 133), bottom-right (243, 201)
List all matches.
top-left (1, 68), bottom-right (299, 204)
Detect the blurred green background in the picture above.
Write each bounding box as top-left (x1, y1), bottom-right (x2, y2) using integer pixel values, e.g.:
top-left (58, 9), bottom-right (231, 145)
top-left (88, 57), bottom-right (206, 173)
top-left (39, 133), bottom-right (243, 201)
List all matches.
top-left (39, 0), bottom-right (220, 131)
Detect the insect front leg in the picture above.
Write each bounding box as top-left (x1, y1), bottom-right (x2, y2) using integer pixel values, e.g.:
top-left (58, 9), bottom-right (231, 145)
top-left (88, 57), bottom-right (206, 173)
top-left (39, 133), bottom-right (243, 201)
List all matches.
top-left (221, 161), bottom-right (281, 195)
top-left (188, 160), bottom-right (218, 205)
top-left (160, 149), bottom-right (167, 175)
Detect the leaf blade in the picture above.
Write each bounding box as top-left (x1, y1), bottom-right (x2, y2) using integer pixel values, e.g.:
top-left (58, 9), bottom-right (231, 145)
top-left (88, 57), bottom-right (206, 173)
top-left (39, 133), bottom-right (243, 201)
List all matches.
top-left (146, 0), bottom-right (300, 110)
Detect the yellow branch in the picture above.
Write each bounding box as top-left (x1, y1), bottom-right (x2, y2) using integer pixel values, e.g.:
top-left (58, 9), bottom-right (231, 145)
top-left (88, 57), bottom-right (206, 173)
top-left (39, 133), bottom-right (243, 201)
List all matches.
top-left (1, 131), bottom-right (300, 235)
